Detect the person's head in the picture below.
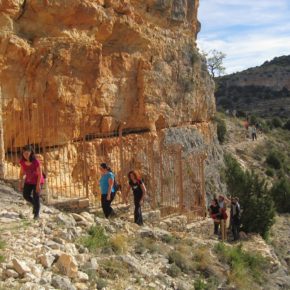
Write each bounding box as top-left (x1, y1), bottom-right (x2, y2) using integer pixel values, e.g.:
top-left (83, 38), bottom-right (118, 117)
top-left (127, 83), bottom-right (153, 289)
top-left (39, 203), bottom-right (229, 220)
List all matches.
top-left (233, 197), bottom-right (239, 204)
top-left (218, 195), bottom-right (224, 202)
top-left (22, 145), bottom-right (35, 162)
top-left (100, 163), bottom-right (111, 175)
top-left (128, 170), bottom-right (140, 183)
top-left (211, 199), bottom-right (217, 206)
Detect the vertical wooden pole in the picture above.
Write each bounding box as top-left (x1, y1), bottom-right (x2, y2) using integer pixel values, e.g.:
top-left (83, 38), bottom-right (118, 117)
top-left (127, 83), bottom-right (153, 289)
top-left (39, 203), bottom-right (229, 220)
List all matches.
top-left (200, 153), bottom-right (207, 218)
top-left (82, 118), bottom-right (89, 198)
top-left (0, 87), bottom-right (5, 179)
top-left (178, 146), bottom-right (184, 213)
top-left (150, 136), bottom-right (156, 209)
top-left (119, 122), bottom-right (125, 201)
top-left (159, 141), bottom-right (164, 205)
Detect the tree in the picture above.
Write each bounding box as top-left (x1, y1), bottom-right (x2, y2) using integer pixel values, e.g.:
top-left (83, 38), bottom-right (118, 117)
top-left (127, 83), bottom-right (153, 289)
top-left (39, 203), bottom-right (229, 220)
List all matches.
top-left (203, 50), bottom-right (226, 78)
top-left (224, 154), bottom-right (275, 239)
top-left (270, 178), bottom-right (290, 213)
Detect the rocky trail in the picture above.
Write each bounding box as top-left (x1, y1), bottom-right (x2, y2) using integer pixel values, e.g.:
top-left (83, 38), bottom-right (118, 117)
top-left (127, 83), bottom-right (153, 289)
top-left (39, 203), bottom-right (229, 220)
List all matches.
top-left (0, 180), bottom-right (290, 290)
top-left (223, 117), bottom-right (268, 170)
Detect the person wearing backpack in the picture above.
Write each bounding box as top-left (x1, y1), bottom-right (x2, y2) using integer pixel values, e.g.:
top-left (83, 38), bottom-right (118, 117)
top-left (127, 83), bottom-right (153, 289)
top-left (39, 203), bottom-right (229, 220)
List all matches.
top-left (126, 170), bottom-right (146, 226)
top-left (231, 197), bottom-right (241, 241)
top-left (99, 163), bottom-right (116, 218)
top-left (19, 145), bottom-right (45, 219)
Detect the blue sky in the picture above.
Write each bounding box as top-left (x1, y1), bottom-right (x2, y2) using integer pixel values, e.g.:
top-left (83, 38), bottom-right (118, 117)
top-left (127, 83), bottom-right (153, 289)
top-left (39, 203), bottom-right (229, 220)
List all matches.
top-left (197, 0), bottom-right (290, 74)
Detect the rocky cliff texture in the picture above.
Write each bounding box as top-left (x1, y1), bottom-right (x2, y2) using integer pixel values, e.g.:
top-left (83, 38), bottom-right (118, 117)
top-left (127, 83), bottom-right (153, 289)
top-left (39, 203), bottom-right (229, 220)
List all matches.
top-left (216, 55), bottom-right (290, 118)
top-left (0, 0), bottom-right (223, 192)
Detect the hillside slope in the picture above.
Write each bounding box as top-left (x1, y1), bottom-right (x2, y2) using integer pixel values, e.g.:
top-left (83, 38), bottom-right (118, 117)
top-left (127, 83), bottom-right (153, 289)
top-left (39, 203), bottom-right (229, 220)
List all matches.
top-left (0, 180), bottom-right (290, 290)
top-left (216, 55), bottom-right (290, 118)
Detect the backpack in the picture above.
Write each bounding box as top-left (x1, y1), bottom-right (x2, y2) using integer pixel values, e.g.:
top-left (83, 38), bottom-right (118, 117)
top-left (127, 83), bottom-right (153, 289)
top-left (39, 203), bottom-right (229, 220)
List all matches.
top-left (113, 178), bottom-right (121, 192)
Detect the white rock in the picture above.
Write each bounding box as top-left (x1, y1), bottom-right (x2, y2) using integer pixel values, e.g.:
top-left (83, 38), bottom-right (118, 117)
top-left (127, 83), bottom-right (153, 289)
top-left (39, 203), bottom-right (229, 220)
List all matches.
top-left (12, 258), bottom-right (31, 275)
top-left (77, 271), bottom-right (89, 282)
top-left (71, 213), bottom-right (86, 222)
top-left (56, 213), bottom-right (76, 228)
top-left (38, 254), bottom-right (55, 268)
top-left (51, 275), bottom-right (77, 290)
top-left (65, 243), bottom-right (79, 256)
top-left (80, 212), bottom-right (95, 223)
top-left (31, 264), bottom-right (43, 278)
top-left (4, 269), bottom-right (19, 278)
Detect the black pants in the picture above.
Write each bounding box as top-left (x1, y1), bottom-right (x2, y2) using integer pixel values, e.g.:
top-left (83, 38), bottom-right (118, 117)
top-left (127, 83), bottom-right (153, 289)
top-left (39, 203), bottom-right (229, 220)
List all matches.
top-left (232, 217), bottom-right (240, 240)
top-left (101, 192), bottom-right (116, 218)
top-left (252, 133), bottom-right (257, 141)
top-left (214, 221), bottom-right (219, 235)
top-left (23, 183), bottom-right (40, 218)
top-left (134, 193), bottom-right (143, 226)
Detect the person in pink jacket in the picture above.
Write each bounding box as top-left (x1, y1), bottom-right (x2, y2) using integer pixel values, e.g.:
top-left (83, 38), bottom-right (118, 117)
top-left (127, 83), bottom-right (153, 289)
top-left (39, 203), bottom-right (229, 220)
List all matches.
top-left (19, 145), bottom-right (44, 219)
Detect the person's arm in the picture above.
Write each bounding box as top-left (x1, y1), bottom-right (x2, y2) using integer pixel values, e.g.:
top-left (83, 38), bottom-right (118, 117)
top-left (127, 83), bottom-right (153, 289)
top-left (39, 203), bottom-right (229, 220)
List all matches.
top-left (19, 166), bottom-right (24, 192)
top-left (107, 177), bottom-right (114, 201)
top-left (36, 164), bottom-right (42, 193)
top-left (140, 182), bottom-right (147, 205)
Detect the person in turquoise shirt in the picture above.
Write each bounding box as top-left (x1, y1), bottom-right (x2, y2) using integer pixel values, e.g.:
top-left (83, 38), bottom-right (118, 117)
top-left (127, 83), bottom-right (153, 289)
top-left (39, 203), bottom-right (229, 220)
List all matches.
top-left (99, 163), bottom-right (116, 218)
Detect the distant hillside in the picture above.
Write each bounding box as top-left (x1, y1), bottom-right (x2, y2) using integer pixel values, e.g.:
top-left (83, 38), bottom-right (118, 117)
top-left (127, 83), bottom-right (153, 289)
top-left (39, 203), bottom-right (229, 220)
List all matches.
top-left (216, 55), bottom-right (290, 118)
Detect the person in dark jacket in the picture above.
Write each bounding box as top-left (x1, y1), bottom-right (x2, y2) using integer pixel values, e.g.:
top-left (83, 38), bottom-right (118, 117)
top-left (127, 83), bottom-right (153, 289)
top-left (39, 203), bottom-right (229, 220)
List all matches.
top-left (125, 170), bottom-right (146, 226)
top-left (209, 199), bottom-right (220, 235)
top-left (231, 197), bottom-right (241, 241)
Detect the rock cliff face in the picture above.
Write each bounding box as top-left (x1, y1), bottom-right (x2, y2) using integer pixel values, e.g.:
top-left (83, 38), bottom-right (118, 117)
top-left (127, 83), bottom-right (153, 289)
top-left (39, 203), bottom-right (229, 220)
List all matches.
top-left (0, 0), bottom-right (223, 192)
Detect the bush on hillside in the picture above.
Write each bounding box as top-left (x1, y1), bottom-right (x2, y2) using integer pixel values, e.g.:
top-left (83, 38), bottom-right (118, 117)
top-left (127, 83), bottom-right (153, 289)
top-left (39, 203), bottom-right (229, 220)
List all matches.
top-left (272, 117), bottom-right (283, 128)
top-left (265, 168), bottom-right (275, 177)
top-left (249, 115), bottom-right (258, 126)
top-left (266, 151), bottom-right (283, 170)
top-left (283, 119), bottom-right (290, 130)
top-left (224, 154), bottom-right (275, 239)
top-left (270, 178), bottom-right (290, 213)
top-left (216, 117), bottom-right (227, 144)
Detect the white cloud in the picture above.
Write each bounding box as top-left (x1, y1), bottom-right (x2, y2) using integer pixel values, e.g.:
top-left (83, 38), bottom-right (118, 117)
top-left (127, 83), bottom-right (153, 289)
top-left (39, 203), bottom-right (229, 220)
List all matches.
top-left (197, 0), bottom-right (290, 73)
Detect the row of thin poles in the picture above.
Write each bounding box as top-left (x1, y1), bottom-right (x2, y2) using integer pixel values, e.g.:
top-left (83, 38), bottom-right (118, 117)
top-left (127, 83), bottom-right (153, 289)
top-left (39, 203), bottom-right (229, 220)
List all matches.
top-left (1, 93), bottom-right (206, 218)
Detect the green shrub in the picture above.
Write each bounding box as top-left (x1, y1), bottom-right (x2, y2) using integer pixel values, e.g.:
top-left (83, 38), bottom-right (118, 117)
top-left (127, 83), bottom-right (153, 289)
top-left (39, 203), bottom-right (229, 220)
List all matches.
top-left (0, 240), bottom-right (5, 250)
top-left (266, 151), bottom-right (283, 169)
top-left (99, 259), bottom-right (129, 280)
top-left (272, 117), bottom-right (283, 128)
top-left (216, 117), bottom-right (227, 144)
top-left (79, 226), bottom-right (108, 252)
top-left (135, 238), bottom-right (166, 255)
top-left (283, 119), bottom-right (290, 130)
top-left (215, 243), bottom-right (267, 288)
top-left (270, 178), bottom-right (290, 213)
top-left (167, 263), bottom-right (181, 277)
top-left (161, 234), bottom-right (178, 245)
top-left (110, 234), bottom-right (128, 254)
top-left (194, 278), bottom-right (207, 290)
top-left (224, 154), bottom-right (275, 239)
top-left (96, 278), bottom-right (108, 290)
top-left (250, 115), bottom-right (258, 126)
top-left (168, 250), bottom-right (194, 274)
top-left (265, 168), bottom-right (275, 177)
top-left (0, 239), bottom-right (5, 263)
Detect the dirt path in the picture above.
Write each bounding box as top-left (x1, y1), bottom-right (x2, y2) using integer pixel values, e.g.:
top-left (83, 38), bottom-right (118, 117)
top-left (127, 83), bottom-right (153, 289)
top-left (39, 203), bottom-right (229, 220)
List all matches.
top-left (223, 117), bottom-right (268, 170)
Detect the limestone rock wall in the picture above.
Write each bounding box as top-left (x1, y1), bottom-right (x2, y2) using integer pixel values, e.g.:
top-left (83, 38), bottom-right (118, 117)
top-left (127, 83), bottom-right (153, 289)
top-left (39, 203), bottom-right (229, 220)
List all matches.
top-left (0, 0), bottom-right (223, 192)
